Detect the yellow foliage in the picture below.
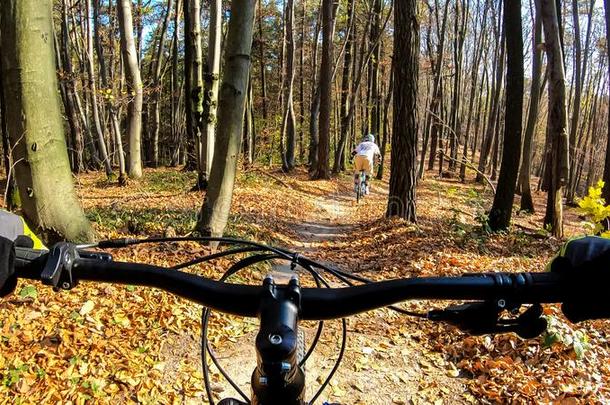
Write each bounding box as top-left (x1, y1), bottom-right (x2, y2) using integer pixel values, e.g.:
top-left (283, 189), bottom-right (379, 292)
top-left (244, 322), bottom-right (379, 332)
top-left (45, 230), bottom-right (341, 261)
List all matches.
top-left (576, 180), bottom-right (610, 236)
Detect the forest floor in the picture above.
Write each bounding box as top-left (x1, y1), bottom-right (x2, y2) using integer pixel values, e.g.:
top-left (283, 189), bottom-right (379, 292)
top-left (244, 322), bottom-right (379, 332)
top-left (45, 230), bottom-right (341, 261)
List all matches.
top-left (1, 165), bottom-right (609, 404)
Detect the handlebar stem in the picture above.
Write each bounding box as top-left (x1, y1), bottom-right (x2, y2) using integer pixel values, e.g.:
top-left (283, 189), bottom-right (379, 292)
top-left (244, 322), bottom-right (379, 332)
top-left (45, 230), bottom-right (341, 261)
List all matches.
top-left (251, 275), bottom-right (305, 405)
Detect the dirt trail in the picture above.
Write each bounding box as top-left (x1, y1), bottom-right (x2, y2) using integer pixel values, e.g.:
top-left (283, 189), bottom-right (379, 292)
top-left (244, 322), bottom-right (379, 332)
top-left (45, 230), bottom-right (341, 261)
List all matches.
top-left (210, 181), bottom-right (469, 404)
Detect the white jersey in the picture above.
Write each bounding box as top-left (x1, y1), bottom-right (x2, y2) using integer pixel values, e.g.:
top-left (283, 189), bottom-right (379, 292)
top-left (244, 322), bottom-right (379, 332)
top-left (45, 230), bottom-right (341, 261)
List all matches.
top-left (354, 141), bottom-right (381, 162)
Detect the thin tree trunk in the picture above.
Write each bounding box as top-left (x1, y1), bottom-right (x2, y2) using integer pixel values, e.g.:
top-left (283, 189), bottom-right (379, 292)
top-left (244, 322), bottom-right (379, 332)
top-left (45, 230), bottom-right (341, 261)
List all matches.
top-left (170, 0), bottom-right (182, 166)
top-left (298, 0), bottom-right (306, 162)
top-left (118, 0), bottom-right (144, 178)
top-left (368, 0), bottom-right (382, 142)
top-left (476, 3), bottom-right (505, 182)
top-left (257, 0), bottom-right (268, 120)
top-left (200, 0), bottom-right (222, 187)
top-left (198, 0), bottom-right (256, 237)
top-left (601, 0), bottom-right (610, 203)
top-left (333, 0), bottom-right (355, 173)
top-left (86, 0), bottom-right (112, 176)
top-left (150, 0), bottom-right (173, 168)
top-left (308, 5), bottom-right (322, 169)
top-left (183, 0), bottom-right (202, 171)
top-left (426, 0), bottom-right (450, 171)
top-left (488, 0), bottom-right (524, 231)
top-left (541, 0), bottom-right (569, 237)
top-left (313, 0), bottom-right (333, 179)
top-left (60, 0), bottom-right (85, 173)
top-left (281, 0), bottom-right (297, 172)
top-left (566, 0), bottom-right (583, 202)
top-left (519, 0), bottom-right (543, 213)
top-left (376, 69), bottom-right (392, 180)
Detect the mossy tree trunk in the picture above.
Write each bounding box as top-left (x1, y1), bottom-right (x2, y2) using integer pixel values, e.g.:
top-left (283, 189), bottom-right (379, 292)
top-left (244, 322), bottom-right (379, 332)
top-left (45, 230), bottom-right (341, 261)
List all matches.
top-left (0, 0), bottom-right (94, 242)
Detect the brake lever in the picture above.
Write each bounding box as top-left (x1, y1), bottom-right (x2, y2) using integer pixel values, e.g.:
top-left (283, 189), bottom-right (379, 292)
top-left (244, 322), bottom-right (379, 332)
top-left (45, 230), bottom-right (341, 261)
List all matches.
top-left (428, 302), bottom-right (547, 339)
top-left (41, 242), bottom-right (86, 290)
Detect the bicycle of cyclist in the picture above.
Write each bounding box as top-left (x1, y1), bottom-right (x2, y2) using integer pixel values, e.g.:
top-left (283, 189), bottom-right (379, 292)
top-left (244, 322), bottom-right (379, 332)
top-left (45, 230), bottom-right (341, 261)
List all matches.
top-left (1, 234), bottom-right (610, 404)
top-left (354, 170), bottom-right (367, 203)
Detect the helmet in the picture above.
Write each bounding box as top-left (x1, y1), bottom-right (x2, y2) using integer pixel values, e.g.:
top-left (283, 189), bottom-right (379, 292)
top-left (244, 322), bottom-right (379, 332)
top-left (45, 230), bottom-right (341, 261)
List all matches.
top-left (363, 134), bottom-right (375, 143)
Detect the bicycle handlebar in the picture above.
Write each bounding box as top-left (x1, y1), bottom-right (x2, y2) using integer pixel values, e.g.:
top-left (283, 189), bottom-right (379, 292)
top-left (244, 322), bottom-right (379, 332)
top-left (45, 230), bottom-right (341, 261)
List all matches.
top-left (13, 244), bottom-right (573, 321)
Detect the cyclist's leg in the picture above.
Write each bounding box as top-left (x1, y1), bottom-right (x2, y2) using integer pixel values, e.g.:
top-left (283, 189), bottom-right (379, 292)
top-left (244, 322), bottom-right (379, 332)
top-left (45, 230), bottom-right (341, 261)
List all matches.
top-left (364, 158), bottom-right (373, 194)
top-left (353, 156), bottom-right (365, 192)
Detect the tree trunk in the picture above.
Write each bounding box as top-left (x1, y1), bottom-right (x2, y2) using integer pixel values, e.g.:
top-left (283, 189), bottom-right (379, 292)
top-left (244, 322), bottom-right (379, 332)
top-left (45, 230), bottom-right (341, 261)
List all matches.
top-left (281, 0), bottom-right (297, 172)
top-left (541, 0), bottom-right (569, 238)
top-left (118, 0), bottom-right (144, 178)
top-left (387, 0), bottom-right (418, 221)
top-left (476, 3), bottom-right (505, 182)
top-left (187, 0), bottom-right (204, 179)
top-left (200, 0), bottom-right (222, 187)
top-left (60, 0), bottom-right (85, 174)
top-left (368, 0), bottom-right (382, 141)
top-left (257, 0), bottom-right (268, 120)
top-left (488, 0), bottom-right (524, 231)
top-left (333, 0), bottom-right (355, 174)
top-left (519, 0), bottom-right (543, 213)
top-left (426, 0), bottom-right (450, 172)
top-left (170, 0), bottom-right (182, 166)
top-left (602, 0), bottom-right (610, 203)
top-left (183, 0), bottom-right (202, 171)
top-left (448, 0), bottom-right (466, 172)
top-left (313, 0), bottom-right (333, 179)
top-left (376, 69), bottom-right (393, 180)
top-left (0, 49), bottom-right (16, 211)
top-left (1, 0), bottom-right (94, 241)
top-left (86, 0), bottom-right (112, 176)
top-left (197, 0), bottom-right (256, 237)
top-left (298, 0), bottom-right (306, 162)
top-left (308, 8), bottom-right (322, 169)
top-left (566, 0), bottom-right (583, 202)
top-left (150, 0), bottom-right (173, 168)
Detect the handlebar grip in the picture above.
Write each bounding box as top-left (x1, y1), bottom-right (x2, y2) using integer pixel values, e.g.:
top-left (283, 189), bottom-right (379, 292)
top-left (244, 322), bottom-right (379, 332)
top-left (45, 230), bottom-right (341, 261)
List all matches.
top-left (14, 246), bottom-right (49, 280)
top-left (14, 246), bottom-right (47, 266)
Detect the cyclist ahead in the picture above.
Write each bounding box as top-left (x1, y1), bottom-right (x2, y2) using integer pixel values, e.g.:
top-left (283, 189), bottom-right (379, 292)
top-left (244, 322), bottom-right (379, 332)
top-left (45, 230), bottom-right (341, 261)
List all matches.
top-left (352, 134), bottom-right (381, 195)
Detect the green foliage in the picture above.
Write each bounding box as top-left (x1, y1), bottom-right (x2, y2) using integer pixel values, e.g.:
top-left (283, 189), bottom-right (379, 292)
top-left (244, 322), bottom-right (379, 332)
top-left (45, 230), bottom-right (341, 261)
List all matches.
top-left (542, 315), bottom-right (590, 360)
top-left (18, 285), bottom-right (37, 300)
top-left (2, 363), bottom-right (28, 387)
top-left (144, 170), bottom-right (198, 193)
top-left (576, 180), bottom-right (610, 237)
top-left (86, 207), bottom-right (197, 235)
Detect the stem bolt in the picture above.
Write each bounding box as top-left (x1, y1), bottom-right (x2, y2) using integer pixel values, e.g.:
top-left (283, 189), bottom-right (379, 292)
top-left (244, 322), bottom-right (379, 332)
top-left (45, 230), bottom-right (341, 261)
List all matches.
top-left (269, 334), bottom-right (282, 345)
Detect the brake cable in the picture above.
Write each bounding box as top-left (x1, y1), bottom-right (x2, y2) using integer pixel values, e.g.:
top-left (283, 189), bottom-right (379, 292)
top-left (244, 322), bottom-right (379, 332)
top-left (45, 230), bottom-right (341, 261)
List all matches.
top-left (199, 251), bottom-right (347, 405)
top-left (90, 237), bottom-right (419, 402)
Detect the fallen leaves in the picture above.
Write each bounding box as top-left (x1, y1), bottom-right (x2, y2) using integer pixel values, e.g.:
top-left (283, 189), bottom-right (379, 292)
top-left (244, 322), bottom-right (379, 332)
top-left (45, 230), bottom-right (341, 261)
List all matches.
top-left (0, 167), bottom-right (608, 403)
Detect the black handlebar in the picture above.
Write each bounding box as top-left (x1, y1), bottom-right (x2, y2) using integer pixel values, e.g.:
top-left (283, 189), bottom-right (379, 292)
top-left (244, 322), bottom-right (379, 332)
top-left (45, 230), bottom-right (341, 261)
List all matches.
top-left (13, 244), bottom-right (572, 321)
